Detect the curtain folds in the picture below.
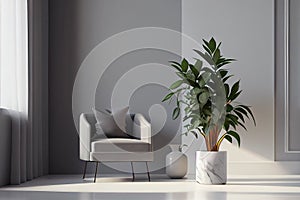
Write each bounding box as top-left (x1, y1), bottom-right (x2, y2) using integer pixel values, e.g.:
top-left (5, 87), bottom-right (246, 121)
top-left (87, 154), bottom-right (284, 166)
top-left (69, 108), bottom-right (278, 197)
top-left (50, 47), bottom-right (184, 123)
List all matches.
top-left (0, 0), bottom-right (29, 185)
top-left (27, 0), bottom-right (49, 180)
top-left (0, 0), bottom-right (48, 184)
top-left (0, 0), bottom-right (28, 113)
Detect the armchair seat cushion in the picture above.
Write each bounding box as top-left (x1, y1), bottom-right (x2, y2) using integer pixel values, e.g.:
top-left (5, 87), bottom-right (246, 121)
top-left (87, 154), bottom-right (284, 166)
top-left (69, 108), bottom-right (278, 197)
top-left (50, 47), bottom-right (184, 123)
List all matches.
top-left (91, 138), bottom-right (150, 153)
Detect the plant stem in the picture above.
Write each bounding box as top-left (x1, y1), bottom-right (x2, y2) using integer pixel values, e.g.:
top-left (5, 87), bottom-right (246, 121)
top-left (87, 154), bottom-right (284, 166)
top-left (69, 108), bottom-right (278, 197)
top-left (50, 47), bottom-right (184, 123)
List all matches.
top-left (206, 125), bottom-right (220, 151)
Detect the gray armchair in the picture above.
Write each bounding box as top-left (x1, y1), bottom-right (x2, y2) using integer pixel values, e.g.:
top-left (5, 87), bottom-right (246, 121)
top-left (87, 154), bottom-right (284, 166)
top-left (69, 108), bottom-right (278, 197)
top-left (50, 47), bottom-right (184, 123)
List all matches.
top-left (79, 113), bottom-right (153, 182)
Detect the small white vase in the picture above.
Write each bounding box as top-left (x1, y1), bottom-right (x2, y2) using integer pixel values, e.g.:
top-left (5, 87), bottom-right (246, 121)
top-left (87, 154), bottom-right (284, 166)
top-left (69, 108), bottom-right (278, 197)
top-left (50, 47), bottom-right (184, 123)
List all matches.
top-left (166, 151), bottom-right (187, 179)
top-left (196, 151), bottom-right (227, 184)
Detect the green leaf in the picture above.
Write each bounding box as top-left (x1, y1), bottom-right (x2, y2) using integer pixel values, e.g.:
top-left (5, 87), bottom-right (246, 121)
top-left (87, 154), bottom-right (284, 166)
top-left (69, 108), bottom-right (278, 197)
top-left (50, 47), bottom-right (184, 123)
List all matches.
top-left (224, 58), bottom-right (237, 62)
top-left (189, 64), bottom-right (199, 77)
top-left (209, 73), bottom-right (221, 86)
top-left (191, 103), bottom-right (199, 111)
top-left (184, 106), bottom-right (191, 114)
top-left (202, 45), bottom-right (212, 55)
top-left (216, 57), bottom-right (226, 65)
top-left (224, 121), bottom-right (229, 131)
top-left (176, 72), bottom-right (186, 80)
top-left (224, 83), bottom-right (230, 97)
top-left (169, 61), bottom-right (182, 71)
top-left (238, 105), bottom-right (256, 126)
top-left (227, 114), bottom-right (239, 124)
top-left (194, 49), bottom-right (215, 66)
top-left (192, 87), bottom-right (202, 95)
top-left (217, 61), bottom-right (231, 68)
top-left (190, 114), bottom-right (200, 122)
top-left (234, 107), bottom-right (249, 121)
top-left (194, 59), bottom-right (203, 72)
top-left (208, 37), bottom-right (216, 53)
top-left (233, 110), bottom-right (245, 123)
top-left (229, 90), bottom-right (242, 101)
top-left (213, 48), bottom-right (220, 63)
top-left (216, 58), bottom-right (236, 68)
top-left (202, 108), bottom-right (211, 116)
top-left (229, 80), bottom-right (240, 98)
top-left (227, 130), bottom-right (241, 147)
top-left (223, 75), bottom-right (233, 83)
top-left (211, 108), bottom-right (221, 123)
top-left (170, 64), bottom-right (182, 72)
top-left (172, 107), bottom-right (180, 120)
top-left (170, 80), bottom-right (184, 90)
top-left (186, 71), bottom-right (196, 82)
top-left (227, 118), bottom-right (237, 129)
top-left (169, 61), bottom-right (181, 67)
top-left (202, 39), bottom-right (210, 49)
top-left (237, 121), bottom-right (247, 131)
top-left (198, 79), bottom-right (205, 87)
top-left (201, 67), bottom-right (214, 74)
top-left (224, 135), bottom-right (232, 143)
top-left (201, 71), bottom-right (211, 83)
top-left (162, 92), bottom-right (174, 102)
top-left (226, 104), bottom-right (233, 112)
top-left (191, 119), bottom-right (201, 129)
top-left (219, 70), bottom-right (228, 78)
top-left (198, 92), bottom-right (209, 104)
top-left (216, 42), bottom-right (222, 52)
top-left (181, 58), bottom-right (188, 72)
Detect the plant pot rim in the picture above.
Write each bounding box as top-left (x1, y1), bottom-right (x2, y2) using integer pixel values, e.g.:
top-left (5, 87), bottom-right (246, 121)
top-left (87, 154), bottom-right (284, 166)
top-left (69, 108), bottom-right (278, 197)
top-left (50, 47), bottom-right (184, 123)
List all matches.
top-left (196, 150), bottom-right (227, 153)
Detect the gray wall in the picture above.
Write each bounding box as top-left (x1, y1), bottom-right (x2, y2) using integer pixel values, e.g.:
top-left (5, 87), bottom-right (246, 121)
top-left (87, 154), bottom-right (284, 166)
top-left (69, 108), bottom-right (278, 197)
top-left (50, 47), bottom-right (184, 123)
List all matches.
top-left (94, 49), bottom-right (182, 151)
top-left (49, 0), bottom-right (181, 174)
top-left (0, 109), bottom-right (11, 186)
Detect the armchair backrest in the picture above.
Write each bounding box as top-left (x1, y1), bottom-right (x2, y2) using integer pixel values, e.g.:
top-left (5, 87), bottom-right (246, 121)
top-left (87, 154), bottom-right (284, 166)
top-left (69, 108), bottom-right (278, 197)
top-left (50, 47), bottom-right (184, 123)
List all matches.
top-left (133, 113), bottom-right (152, 144)
top-left (83, 113), bottom-right (97, 136)
top-left (79, 112), bottom-right (152, 161)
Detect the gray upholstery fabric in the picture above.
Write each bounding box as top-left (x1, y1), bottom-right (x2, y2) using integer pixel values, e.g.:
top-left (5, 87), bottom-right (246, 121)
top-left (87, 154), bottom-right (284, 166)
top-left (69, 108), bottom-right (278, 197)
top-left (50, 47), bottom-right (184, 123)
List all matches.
top-left (92, 107), bottom-right (130, 138)
top-left (91, 138), bottom-right (150, 152)
top-left (83, 113), bottom-right (97, 135)
top-left (80, 113), bottom-right (153, 162)
top-left (125, 113), bottom-right (135, 138)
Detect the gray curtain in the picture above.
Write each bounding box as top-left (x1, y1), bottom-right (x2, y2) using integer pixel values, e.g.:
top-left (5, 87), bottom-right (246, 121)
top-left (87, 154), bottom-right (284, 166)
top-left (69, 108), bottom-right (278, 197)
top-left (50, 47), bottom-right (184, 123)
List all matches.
top-left (27, 0), bottom-right (49, 180)
top-left (10, 111), bottom-right (28, 184)
top-left (0, 109), bottom-right (12, 186)
top-left (10, 0), bottom-right (48, 185)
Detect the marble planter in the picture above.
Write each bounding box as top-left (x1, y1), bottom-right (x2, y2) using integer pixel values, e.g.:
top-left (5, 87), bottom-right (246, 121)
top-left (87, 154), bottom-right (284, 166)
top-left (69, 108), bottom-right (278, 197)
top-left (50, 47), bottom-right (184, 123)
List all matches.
top-left (166, 151), bottom-right (187, 179)
top-left (196, 151), bottom-right (227, 184)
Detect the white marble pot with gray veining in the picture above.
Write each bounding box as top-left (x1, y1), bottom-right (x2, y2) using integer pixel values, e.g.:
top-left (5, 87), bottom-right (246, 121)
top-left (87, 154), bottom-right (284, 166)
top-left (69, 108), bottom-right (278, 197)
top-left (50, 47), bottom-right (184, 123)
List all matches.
top-left (166, 151), bottom-right (187, 179)
top-left (196, 151), bottom-right (227, 184)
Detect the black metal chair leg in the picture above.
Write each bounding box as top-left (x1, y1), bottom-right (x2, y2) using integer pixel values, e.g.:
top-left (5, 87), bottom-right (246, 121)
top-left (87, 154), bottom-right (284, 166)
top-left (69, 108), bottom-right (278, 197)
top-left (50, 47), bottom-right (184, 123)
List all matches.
top-left (145, 162), bottom-right (151, 182)
top-left (131, 162), bottom-right (135, 181)
top-left (94, 162), bottom-right (99, 183)
top-left (83, 161), bottom-right (88, 179)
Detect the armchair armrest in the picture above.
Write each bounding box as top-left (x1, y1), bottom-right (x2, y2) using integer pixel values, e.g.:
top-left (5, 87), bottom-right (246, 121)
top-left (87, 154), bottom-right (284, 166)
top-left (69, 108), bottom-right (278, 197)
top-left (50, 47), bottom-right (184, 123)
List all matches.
top-left (133, 113), bottom-right (152, 145)
top-left (79, 113), bottom-right (95, 161)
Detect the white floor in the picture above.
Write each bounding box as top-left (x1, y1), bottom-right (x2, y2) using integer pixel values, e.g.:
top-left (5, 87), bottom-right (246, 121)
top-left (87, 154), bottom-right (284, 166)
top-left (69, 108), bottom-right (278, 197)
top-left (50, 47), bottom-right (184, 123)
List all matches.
top-left (0, 175), bottom-right (300, 200)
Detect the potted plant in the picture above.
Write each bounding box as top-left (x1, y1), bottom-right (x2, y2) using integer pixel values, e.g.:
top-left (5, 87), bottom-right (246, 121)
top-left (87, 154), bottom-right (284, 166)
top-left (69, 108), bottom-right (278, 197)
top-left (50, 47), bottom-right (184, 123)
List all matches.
top-left (162, 37), bottom-right (256, 184)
